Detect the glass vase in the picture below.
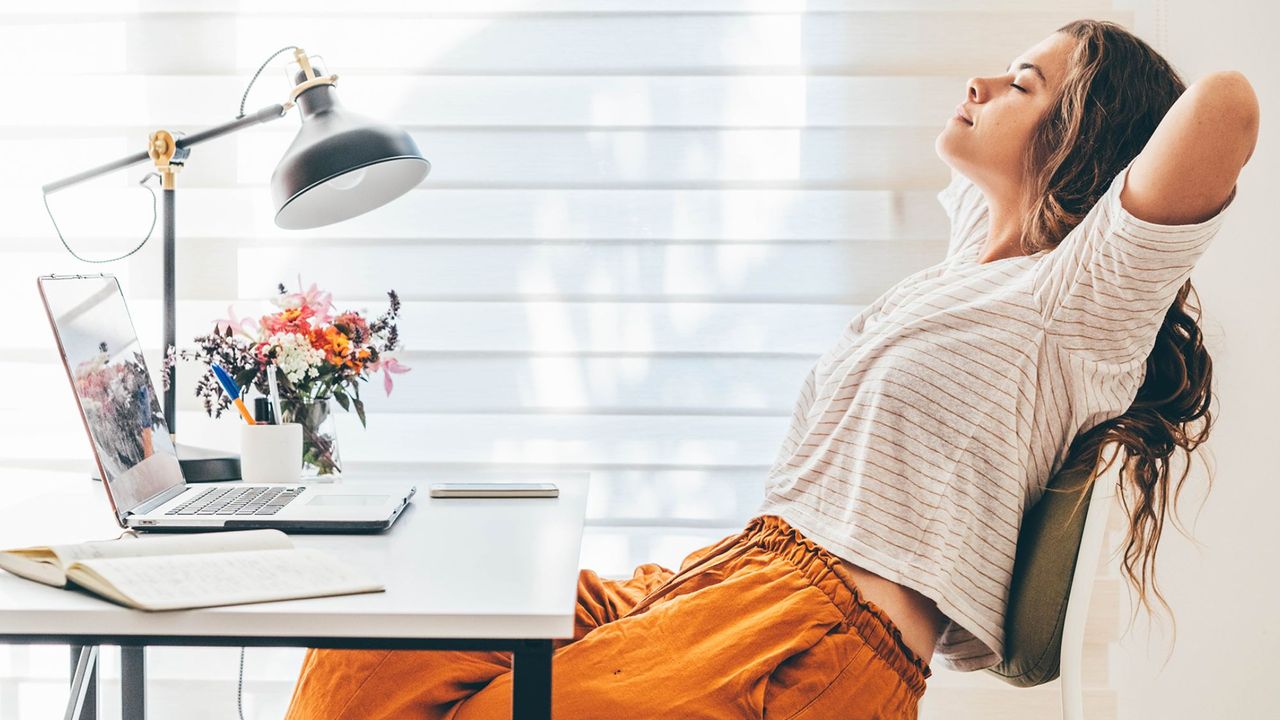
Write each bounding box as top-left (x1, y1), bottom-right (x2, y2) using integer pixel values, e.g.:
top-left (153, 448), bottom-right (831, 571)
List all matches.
top-left (280, 398), bottom-right (342, 478)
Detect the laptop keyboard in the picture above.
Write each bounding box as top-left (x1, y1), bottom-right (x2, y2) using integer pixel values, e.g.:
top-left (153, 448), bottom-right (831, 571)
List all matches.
top-left (164, 485), bottom-right (307, 516)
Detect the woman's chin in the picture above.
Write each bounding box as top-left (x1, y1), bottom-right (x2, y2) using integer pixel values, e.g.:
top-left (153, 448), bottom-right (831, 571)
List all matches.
top-left (934, 133), bottom-right (959, 163)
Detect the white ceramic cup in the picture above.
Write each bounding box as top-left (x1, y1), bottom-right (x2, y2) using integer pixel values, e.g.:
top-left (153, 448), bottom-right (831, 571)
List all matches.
top-left (239, 422), bottom-right (303, 483)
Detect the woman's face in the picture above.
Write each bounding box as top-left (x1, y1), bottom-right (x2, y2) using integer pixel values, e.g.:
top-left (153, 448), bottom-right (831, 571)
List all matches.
top-left (935, 32), bottom-right (1077, 197)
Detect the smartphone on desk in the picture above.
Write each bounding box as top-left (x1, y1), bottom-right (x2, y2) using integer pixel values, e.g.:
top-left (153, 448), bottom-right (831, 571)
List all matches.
top-left (428, 482), bottom-right (559, 498)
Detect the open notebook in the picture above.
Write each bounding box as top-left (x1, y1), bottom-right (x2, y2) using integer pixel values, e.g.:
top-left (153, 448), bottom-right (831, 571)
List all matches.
top-left (0, 529), bottom-right (382, 610)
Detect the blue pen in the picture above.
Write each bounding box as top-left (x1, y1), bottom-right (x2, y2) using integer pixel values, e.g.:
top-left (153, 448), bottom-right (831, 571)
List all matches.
top-left (211, 364), bottom-right (257, 425)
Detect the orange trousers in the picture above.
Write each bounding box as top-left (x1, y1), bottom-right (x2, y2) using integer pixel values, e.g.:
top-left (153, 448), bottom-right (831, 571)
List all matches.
top-left (284, 514), bottom-right (932, 719)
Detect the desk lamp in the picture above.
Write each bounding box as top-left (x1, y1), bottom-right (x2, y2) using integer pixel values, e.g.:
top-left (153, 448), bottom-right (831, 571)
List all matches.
top-left (42, 47), bottom-right (431, 481)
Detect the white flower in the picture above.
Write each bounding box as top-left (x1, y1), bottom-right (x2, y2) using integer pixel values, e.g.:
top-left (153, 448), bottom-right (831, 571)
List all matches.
top-left (267, 332), bottom-right (324, 383)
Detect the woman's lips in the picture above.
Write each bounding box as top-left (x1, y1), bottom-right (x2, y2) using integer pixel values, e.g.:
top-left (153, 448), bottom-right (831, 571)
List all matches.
top-left (954, 104), bottom-right (974, 126)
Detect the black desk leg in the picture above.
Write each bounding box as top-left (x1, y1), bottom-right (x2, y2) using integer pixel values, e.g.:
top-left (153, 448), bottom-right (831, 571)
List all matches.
top-left (67, 645), bottom-right (98, 720)
top-left (511, 639), bottom-right (552, 720)
top-left (121, 646), bottom-right (146, 720)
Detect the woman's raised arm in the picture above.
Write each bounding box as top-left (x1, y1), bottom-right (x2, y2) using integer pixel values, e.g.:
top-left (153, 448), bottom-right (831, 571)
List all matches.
top-left (1121, 70), bottom-right (1259, 226)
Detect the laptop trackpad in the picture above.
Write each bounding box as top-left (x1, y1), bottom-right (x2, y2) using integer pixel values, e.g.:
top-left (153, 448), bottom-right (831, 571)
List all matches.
top-left (307, 495), bottom-right (391, 506)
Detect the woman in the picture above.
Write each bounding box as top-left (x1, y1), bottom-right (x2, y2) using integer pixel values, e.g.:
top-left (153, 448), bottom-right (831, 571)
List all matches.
top-left (285, 19), bottom-right (1258, 719)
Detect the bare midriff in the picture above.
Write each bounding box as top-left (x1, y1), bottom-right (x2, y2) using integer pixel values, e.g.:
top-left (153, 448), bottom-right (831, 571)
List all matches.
top-left (836, 557), bottom-right (947, 671)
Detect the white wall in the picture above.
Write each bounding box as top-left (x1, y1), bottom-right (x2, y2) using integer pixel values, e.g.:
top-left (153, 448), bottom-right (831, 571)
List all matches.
top-left (1113, 2), bottom-right (1280, 718)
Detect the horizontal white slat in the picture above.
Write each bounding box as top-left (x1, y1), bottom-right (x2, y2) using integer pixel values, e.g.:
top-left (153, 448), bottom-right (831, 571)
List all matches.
top-left (243, 127), bottom-right (946, 188)
top-left (0, 675), bottom-right (298, 720)
top-left (0, 11), bottom-right (1129, 75)
top-left (0, 1), bottom-right (1120, 16)
top-left (27, 127), bottom-right (948, 190)
top-left (236, 242), bottom-right (941, 303)
top-left (580, 525), bottom-right (747, 579)
top-left (5, 354), bottom-right (815, 415)
top-left (585, 469), bottom-right (765, 523)
top-left (307, 466), bottom-right (768, 524)
top-left (1, 409), bottom-right (791, 468)
top-left (13, 187), bottom-right (953, 242)
top-left (242, 10), bottom-right (1123, 75)
top-left (8, 236), bottom-right (947, 313)
top-left (0, 75), bottom-right (968, 128)
top-left (166, 299), bottom-right (860, 355)
top-left (0, 21), bottom-right (129, 74)
top-left (14, 297), bottom-right (861, 355)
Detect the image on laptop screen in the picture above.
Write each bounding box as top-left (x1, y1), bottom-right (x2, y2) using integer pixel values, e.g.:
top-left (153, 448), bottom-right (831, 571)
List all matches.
top-left (39, 275), bottom-right (184, 512)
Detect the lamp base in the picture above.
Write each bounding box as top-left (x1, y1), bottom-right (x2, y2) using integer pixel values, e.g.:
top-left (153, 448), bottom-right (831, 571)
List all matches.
top-left (88, 444), bottom-right (242, 483)
top-left (177, 443), bottom-right (242, 482)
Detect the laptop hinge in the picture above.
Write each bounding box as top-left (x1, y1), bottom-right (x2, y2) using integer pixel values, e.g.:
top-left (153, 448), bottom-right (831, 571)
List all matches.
top-left (130, 484), bottom-right (192, 517)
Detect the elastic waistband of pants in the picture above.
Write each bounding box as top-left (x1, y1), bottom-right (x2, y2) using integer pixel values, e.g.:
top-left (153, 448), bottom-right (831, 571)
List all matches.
top-left (742, 514), bottom-right (932, 696)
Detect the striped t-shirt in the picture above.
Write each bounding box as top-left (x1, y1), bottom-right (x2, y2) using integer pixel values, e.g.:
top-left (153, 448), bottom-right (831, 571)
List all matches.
top-left (756, 157), bottom-right (1237, 672)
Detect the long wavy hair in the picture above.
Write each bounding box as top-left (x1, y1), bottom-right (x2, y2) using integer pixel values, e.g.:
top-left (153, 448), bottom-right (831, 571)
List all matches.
top-left (1016, 19), bottom-right (1217, 650)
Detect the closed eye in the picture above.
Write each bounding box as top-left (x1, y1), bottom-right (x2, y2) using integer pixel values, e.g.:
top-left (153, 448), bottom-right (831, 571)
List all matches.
top-left (1010, 83), bottom-right (1027, 93)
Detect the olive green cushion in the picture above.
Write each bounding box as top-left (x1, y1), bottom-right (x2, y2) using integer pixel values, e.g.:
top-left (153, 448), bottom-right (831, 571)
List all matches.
top-left (983, 460), bottom-right (1097, 687)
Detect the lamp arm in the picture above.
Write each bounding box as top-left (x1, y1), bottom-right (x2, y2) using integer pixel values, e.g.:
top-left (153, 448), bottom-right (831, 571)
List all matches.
top-left (41, 149), bottom-right (152, 195)
top-left (41, 103), bottom-right (289, 195)
top-left (175, 102), bottom-right (289, 153)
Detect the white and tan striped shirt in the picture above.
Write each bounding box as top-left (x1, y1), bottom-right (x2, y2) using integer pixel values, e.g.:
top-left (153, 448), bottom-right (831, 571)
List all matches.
top-left (757, 157), bottom-right (1237, 671)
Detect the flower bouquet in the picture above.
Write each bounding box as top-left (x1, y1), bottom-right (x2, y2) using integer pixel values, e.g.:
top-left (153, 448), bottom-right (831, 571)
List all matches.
top-left (163, 281), bottom-right (410, 476)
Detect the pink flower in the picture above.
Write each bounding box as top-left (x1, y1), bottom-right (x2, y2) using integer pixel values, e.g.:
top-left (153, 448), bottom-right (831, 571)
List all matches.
top-left (333, 311), bottom-right (371, 345)
top-left (215, 305), bottom-right (259, 338)
top-left (369, 356), bottom-right (411, 396)
top-left (273, 282), bottom-right (335, 324)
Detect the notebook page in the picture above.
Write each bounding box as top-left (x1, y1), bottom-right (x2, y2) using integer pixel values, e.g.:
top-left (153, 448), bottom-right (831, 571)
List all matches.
top-left (68, 548), bottom-right (383, 611)
top-left (49, 529), bottom-right (292, 566)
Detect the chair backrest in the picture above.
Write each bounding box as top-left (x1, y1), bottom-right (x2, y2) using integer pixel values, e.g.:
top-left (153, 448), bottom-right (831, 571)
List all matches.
top-left (983, 457), bottom-right (1114, 688)
top-left (1058, 469), bottom-right (1115, 720)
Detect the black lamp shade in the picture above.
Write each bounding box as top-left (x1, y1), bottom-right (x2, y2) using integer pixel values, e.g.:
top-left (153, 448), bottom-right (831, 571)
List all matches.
top-left (271, 84), bottom-right (430, 230)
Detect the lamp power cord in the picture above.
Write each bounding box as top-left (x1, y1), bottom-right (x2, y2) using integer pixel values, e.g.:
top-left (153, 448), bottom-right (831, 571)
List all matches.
top-left (42, 44), bottom-right (301, 266)
top-left (238, 46), bottom-right (299, 119)
top-left (234, 48), bottom-right (305, 720)
top-left (42, 171), bottom-right (159, 264)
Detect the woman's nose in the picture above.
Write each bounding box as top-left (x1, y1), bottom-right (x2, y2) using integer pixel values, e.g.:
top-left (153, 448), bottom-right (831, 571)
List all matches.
top-left (966, 77), bottom-right (984, 103)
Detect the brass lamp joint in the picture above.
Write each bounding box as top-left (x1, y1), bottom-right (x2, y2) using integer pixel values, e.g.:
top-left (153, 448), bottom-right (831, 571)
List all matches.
top-left (288, 47), bottom-right (338, 104)
top-left (147, 129), bottom-right (185, 190)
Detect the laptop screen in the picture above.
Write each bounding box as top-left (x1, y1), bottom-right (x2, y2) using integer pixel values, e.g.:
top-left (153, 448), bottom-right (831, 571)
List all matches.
top-left (38, 275), bottom-right (184, 516)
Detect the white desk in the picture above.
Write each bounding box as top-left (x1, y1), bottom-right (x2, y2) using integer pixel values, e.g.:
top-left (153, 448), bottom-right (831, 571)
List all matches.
top-left (0, 468), bottom-right (589, 720)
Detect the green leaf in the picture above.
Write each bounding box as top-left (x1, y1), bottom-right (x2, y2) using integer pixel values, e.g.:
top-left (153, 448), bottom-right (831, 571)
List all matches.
top-left (334, 391), bottom-right (350, 411)
top-left (353, 397), bottom-right (367, 428)
top-left (235, 369), bottom-right (256, 394)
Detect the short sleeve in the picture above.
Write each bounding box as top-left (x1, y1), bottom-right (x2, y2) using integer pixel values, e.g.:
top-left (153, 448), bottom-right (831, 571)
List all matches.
top-left (937, 168), bottom-right (989, 260)
top-left (1034, 157), bottom-right (1237, 363)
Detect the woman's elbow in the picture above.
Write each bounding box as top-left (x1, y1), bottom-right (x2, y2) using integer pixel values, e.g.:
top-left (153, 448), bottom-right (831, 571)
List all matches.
top-left (1196, 70), bottom-right (1260, 164)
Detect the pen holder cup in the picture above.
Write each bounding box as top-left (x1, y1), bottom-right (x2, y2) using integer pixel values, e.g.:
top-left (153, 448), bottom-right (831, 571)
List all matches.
top-left (239, 423), bottom-right (303, 483)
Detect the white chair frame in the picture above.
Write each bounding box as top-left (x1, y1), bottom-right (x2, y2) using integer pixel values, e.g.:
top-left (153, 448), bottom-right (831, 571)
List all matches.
top-left (1059, 473), bottom-right (1117, 720)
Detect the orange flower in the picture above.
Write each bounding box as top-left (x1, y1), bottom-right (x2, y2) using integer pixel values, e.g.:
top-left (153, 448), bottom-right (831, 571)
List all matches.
top-left (313, 325), bottom-right (352, 366)
top-left (345, 348), bottom-right (372, 373)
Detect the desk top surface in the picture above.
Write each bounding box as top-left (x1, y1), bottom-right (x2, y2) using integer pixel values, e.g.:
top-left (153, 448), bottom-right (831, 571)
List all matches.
top-left (0, 468), bottom-right (589, 642)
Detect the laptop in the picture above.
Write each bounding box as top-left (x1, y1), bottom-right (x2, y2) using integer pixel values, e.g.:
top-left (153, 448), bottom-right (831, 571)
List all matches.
top-left (37, 273), bottom-right (416, 533)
